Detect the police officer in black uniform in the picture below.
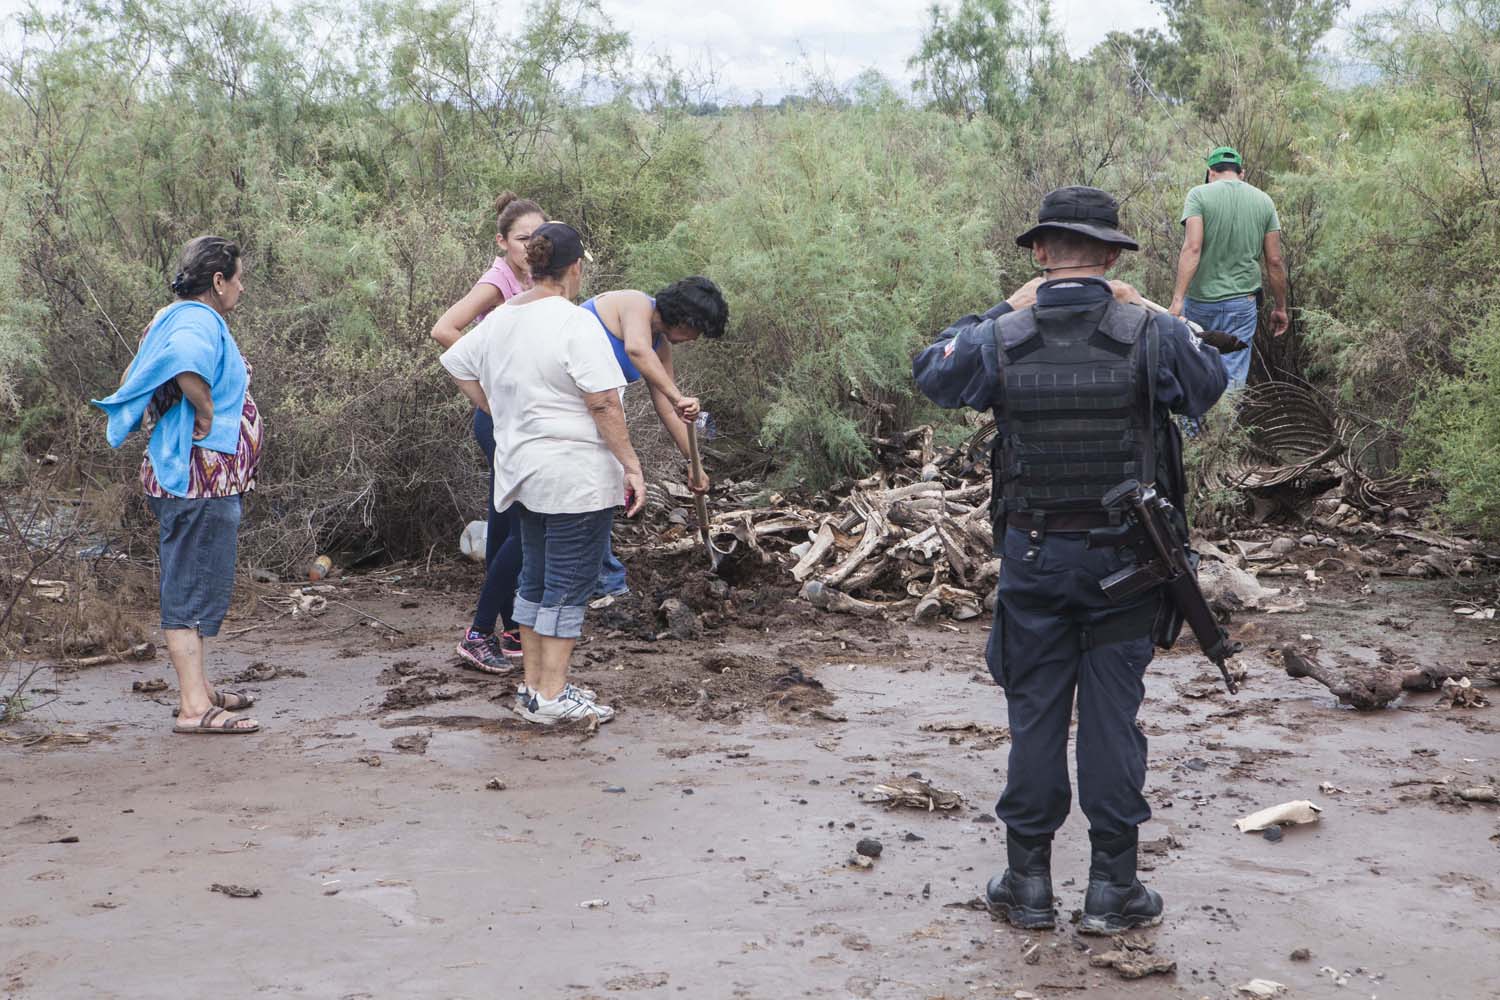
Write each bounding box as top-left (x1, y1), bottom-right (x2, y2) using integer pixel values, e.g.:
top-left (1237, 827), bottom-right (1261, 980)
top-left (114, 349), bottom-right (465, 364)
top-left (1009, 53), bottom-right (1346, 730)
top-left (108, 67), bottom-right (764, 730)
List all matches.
top-left (912, 187), bottom-right (1227, 934)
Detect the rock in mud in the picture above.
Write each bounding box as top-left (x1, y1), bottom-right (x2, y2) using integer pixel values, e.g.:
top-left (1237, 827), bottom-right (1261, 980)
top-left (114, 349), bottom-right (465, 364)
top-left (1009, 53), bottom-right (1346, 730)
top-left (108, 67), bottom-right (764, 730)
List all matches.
top-left (659, 598), bottom-right (701, 640)
top-left (1088, 936), bottom-right (1175, 979)
top-left (131, 679), bottom-right (167, 694)
top-left (229, 661), bottom-right (306, 683)
top-left (390, 732), bottom-right (430, 754)
top-left (484, 778), bottom-right (506, 791)
top-left (855, 838), bottom-right (883, 859)
top-left (1290, 947), bottom-right (1312, 961)
top-left (209, 883), bottom-right (261, 899)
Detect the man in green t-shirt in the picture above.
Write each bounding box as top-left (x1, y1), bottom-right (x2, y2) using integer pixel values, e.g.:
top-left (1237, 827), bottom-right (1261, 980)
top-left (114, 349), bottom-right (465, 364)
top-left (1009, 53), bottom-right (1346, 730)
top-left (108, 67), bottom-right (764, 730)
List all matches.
top-left (1169, 146), bottom-right (1289, 389)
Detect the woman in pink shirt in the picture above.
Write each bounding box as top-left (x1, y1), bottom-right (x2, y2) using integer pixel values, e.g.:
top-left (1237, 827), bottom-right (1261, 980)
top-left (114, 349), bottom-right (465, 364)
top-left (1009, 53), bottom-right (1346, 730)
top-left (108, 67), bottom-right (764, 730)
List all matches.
top-left (431, 192), bottom-right (545, 674)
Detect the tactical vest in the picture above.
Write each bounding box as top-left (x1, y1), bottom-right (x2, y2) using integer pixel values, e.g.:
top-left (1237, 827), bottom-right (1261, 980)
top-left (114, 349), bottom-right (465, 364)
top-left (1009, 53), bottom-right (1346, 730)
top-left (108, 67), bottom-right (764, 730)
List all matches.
top-left (989, 298), bottom-right (1157, 524)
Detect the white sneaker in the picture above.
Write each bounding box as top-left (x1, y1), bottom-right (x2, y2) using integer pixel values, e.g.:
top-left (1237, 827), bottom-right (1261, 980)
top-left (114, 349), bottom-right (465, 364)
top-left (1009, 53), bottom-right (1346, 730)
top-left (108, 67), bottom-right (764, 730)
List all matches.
top-left (516, 688), bottom-right (614, 726)
top-left (517, 681), bottom-right (597, 702)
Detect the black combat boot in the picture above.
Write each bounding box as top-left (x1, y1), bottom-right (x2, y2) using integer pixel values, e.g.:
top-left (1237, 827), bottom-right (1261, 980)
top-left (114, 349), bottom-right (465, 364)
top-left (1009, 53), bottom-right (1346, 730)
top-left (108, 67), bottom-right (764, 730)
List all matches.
top-left (1080, 830), bottom-right (1163, 935)
top-left (985, 830), bottom-right (1056, 929)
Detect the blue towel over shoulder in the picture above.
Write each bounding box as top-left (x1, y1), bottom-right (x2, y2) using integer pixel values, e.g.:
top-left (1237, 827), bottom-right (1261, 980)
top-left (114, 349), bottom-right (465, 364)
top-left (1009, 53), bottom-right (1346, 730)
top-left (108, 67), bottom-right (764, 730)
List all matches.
top-left (92, 301), bottom-right (247, 498)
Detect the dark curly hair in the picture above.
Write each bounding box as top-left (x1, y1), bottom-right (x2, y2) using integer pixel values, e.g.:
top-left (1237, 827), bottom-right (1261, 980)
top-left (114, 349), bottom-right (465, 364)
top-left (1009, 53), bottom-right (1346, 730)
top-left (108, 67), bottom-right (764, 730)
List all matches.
top-left (655, 276), bottom-right (728, 339)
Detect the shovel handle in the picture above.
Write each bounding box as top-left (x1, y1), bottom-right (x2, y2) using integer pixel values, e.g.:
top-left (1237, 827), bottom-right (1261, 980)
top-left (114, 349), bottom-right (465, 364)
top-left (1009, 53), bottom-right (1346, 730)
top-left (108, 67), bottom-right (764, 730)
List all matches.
top-left (687, 421), bottom-right (711, 544)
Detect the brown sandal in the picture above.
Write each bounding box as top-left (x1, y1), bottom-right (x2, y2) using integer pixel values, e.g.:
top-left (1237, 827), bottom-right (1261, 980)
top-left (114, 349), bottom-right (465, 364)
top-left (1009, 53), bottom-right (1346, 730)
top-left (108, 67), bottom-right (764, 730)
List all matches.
top-left (211, 689), bottom-right (255, 710)
top-left (172, 706), bottom-right (260, 735)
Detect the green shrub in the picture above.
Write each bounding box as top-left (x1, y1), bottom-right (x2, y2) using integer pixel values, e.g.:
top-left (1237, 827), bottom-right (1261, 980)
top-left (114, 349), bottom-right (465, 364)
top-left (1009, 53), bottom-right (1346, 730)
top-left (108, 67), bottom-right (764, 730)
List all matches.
top-left (625, 103), bottom-right (1001, 487)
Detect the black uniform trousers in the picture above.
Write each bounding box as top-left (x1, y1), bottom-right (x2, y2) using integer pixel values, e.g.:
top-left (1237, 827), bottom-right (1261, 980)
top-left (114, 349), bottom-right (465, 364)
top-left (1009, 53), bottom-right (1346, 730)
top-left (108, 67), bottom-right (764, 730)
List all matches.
top-left (986, 526), bottom-right (1154, 841)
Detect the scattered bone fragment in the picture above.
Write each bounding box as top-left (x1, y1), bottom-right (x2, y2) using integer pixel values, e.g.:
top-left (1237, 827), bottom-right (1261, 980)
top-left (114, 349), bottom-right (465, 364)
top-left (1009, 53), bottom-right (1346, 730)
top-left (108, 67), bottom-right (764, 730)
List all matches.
top-left (1438, 676), bottom-right (1489, 708)
top-left (1088, 935), bottom-right (1176, 979)
top-left (864, 777), bottom-right (964, 811)
top-left (1282, 644), bottom-right (1404, 709)
top-left (1233, 800), bottom-right (1322, 833)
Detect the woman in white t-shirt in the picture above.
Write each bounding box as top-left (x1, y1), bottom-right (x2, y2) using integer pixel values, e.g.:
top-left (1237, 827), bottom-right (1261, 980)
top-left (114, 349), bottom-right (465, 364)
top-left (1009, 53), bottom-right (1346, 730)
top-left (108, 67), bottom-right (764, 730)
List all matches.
top-left (440, 223), bottom-right (643, 726)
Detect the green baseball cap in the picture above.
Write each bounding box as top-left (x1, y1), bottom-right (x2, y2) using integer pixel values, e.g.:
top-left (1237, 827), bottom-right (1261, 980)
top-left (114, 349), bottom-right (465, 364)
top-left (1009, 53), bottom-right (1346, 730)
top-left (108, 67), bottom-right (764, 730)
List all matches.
top-left (1206, 145), bottom-right (1243, 168)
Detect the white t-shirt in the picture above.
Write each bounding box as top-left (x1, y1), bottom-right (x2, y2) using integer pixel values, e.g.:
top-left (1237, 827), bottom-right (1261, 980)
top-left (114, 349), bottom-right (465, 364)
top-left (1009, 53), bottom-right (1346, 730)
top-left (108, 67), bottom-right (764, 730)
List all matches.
top-left (441, 296), bottom-right (628, 514)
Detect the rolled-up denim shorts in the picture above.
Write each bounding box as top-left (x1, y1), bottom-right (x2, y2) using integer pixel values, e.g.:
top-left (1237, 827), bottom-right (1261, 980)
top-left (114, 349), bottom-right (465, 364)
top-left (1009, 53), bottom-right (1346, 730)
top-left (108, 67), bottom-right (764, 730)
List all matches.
top-left (146, 493), bottom-right (242, 637)
top-left (512, 504), bottom-right (615, 639)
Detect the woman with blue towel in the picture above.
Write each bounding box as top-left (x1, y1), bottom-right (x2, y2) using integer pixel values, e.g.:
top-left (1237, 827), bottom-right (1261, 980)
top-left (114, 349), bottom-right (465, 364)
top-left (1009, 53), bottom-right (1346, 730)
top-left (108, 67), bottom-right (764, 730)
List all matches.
top-left (93, 236), bottom-right (262, 735)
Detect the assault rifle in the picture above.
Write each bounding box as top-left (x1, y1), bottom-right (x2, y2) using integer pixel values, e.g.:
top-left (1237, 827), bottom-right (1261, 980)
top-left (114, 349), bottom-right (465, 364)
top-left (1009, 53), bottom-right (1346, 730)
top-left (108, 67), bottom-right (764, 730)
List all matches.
top-left (1098, 480), bottom-right (1243, 694)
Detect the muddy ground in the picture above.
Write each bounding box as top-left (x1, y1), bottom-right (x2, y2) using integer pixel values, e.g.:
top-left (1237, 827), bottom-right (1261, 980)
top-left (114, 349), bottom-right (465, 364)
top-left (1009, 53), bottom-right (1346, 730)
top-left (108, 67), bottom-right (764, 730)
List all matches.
top-left (2, 552), bottom-right (1499, 1000)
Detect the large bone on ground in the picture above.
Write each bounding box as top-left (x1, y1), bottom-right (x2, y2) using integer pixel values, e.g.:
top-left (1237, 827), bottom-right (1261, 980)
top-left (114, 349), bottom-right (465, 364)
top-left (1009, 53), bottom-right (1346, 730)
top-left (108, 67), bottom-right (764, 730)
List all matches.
top-left (1200, 560), bottom-right (1305, 614)
top-left (800, 581), bottom-right (906, 617)
top-left (888, 498), bottom-right (981, 529)
top-left (889, 498), bottom-right (946, 526)
top-left (890, 524), bottom-right (944, 562)
top-left (841, 555), bottom-right (893, 593)
top-left (791, 522), bottom-right (838, 582)
top-left (875, 481), bottom-right (990, 505)
top-left (971, 557), bottom-right (1001, 588)
top-left (1233, 799), bottom-right (1322, 833)
top-left (708, 512), bottom-right (811, 536)
top-left (960, 503), bottom-right (994, 552)
top-left (934, 518), bottom-right (975, 587)
top-left (1399, 660), bottom-right (1500, 689)
top-left (821, 500), bottom-right (891, 587)
top-left (914, 583), bottom-right (984, 622)
top-left (1282, 645), bottom-right (1404, 709)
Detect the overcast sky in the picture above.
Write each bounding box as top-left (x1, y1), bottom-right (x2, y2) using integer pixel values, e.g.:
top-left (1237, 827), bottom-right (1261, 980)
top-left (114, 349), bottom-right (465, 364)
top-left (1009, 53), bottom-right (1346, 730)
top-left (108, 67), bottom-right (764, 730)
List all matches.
top-left (0, 0), bottom-right (1396, 100)
top-left (601, 0), bottom-right (1397, 101)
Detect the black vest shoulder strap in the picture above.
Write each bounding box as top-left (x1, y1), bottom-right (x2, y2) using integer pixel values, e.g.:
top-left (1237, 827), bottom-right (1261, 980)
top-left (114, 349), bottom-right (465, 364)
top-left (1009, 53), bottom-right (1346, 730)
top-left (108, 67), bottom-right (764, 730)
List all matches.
top-left (992, 306), bottom-right (1039, 353)
top-left (1097, 299), bottom-right (1152, 346)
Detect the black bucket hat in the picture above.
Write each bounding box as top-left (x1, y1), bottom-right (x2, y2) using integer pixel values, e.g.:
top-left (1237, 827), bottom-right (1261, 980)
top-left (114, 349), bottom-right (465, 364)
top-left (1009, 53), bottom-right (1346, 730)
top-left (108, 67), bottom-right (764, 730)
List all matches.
top-left (1015, 186), bottom-right (1139, 252)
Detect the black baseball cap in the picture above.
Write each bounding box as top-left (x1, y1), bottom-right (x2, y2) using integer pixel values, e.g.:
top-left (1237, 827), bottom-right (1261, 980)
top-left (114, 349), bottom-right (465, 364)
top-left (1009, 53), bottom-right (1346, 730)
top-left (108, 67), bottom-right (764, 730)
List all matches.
top-left (1015, 186), bottom-right (1139, 252)
top-left (528, 221), bottom-right (591, 270)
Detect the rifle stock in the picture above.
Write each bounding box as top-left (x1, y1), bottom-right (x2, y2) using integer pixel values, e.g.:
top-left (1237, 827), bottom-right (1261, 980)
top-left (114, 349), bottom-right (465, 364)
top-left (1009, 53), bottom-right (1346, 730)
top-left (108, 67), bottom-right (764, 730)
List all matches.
top-left (1101, 480), bottom-right (1242, 694)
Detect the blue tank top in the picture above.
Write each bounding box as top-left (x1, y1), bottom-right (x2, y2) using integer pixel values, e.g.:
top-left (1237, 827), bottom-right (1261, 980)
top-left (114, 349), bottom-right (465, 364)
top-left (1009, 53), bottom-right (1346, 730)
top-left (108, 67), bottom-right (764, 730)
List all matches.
top-left (582, 296), bottom-right (659, 385)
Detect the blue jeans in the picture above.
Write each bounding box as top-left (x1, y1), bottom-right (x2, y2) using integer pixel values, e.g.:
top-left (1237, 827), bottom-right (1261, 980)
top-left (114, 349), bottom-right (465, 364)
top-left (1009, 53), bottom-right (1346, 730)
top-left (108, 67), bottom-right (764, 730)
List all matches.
top-left (471, 408), bottom-right (521, 634)
top-left (147, 493), bottom-right (242, 637)
top-left (1184, 294), bottom-right (1258, 390)
top-left (596, 543), bottom-right (628, 597)
top-left (513, 505), bottom-right (616, 639)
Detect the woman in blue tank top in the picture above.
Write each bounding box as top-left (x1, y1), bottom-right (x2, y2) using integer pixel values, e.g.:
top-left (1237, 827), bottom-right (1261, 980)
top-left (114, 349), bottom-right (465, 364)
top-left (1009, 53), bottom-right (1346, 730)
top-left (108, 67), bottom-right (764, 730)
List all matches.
top-left (579, 277), bottom-right (730, 596)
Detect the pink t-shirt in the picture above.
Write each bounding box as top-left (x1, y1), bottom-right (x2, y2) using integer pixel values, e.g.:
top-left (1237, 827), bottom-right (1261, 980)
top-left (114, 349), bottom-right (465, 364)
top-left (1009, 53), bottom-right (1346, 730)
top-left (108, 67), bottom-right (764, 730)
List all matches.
top-left (475, 257), bottom-right (529, 321)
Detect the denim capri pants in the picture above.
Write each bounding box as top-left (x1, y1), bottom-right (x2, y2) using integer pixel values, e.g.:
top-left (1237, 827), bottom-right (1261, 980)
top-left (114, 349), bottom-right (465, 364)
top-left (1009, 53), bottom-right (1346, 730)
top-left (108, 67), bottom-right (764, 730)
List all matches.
top-left (146, 494), bottom-right (242, 637)
top-left (512, 505), bottom-right (615, 639)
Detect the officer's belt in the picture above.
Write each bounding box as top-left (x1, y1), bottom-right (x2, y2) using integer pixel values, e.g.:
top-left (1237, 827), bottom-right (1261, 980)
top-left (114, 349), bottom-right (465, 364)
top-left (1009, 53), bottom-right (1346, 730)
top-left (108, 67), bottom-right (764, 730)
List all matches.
top-left (1006, 511), bottom-right (1116, 533)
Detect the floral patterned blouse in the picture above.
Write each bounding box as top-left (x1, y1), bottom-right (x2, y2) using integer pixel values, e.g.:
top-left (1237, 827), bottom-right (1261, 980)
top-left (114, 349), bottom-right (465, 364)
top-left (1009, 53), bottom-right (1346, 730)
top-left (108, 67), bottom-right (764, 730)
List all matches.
top-left (140, 364), bottom-right (263, 499)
